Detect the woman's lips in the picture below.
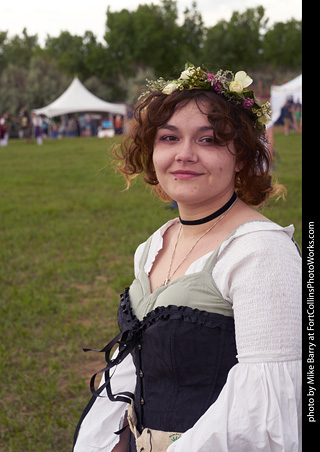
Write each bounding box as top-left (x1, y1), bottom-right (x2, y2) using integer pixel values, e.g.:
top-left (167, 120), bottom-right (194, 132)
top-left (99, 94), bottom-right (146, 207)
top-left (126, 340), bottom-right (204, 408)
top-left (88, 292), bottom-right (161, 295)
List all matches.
top-left (171, 170), bottom-right (204, 180)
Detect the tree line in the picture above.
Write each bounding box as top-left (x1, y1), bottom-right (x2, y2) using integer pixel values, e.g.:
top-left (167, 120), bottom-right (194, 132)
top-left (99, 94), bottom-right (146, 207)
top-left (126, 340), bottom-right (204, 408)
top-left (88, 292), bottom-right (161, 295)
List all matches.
top-left (0, 0), bottom-right (302, 115)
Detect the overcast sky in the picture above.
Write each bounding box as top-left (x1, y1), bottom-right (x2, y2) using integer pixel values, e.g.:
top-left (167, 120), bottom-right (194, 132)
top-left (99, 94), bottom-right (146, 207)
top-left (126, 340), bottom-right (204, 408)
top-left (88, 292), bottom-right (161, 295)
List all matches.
top-left (1, 0), bottom-right (302, 46)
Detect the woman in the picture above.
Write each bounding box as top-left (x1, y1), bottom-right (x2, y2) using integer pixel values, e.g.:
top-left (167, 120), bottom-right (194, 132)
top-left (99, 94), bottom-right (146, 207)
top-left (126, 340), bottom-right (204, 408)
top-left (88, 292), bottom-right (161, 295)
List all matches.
top-left (73, 64), bottom-right (301, 452)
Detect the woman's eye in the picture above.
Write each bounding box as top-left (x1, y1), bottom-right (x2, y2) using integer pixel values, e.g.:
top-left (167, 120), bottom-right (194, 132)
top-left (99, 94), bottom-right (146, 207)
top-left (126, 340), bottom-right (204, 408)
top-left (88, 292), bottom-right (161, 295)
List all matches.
top-left (160, 135), bottom-right (178, 142)
top-left (199, 136), bottom-right (214, 144)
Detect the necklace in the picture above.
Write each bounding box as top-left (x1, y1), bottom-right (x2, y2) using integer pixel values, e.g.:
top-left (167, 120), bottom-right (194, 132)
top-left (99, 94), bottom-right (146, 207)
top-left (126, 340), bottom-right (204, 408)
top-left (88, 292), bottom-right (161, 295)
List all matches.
top-left (179, 192), bottom-right (237, 226)
top-left (163, 197), bottom-right (237, 286)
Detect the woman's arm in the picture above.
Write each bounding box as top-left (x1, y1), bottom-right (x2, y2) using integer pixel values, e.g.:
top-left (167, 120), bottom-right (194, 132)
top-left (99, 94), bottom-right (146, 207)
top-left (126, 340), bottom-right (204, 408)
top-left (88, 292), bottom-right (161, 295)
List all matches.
top-left (74, 352), bottom-right (136, 452)
top-left (111, 418), bottom-right (130, 452)
top-left (167, 229), bottom-right (302, 452)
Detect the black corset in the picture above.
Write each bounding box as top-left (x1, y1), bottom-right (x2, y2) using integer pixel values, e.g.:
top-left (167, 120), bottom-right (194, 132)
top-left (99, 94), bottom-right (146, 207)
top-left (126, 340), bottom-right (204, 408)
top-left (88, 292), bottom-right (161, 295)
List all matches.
top-left (118, 288), bottom-right (238, 433)
top-left (74, 288), bottom-right (238, 448)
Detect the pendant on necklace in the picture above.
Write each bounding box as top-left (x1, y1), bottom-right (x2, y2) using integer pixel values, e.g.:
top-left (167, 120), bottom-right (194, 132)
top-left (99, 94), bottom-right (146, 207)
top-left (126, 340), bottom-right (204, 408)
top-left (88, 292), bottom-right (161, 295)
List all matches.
top-left (163, 277), bottom-right (170, 286)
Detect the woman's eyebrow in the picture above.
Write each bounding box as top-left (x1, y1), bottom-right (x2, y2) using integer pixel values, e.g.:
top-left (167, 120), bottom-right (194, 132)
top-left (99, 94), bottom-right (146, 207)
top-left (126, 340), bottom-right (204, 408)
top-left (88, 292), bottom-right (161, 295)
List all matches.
top-left (199, 126), bottom-right (214, 132)
top-left (158, 124), bottom-right (213, 132)
top-left (158, 124), bottom-right (178, 131)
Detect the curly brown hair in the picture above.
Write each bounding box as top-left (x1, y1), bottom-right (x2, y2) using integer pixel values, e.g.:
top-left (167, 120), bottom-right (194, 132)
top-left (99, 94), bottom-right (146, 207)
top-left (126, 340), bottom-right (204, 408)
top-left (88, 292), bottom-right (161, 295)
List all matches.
top-left (115, 89), bottom-right (285, 207)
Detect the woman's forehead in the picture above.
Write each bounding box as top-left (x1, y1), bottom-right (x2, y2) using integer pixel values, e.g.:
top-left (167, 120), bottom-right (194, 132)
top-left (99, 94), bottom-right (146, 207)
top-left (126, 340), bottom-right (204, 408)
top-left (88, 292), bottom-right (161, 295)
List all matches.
top-left (168, 99), bottom-right (211, 123)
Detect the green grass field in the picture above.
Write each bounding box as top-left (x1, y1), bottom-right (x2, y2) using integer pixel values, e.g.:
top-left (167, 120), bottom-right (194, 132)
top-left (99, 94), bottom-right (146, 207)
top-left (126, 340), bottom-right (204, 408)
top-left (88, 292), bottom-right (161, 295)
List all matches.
top-left (0, 131), bottom-right (301, 451)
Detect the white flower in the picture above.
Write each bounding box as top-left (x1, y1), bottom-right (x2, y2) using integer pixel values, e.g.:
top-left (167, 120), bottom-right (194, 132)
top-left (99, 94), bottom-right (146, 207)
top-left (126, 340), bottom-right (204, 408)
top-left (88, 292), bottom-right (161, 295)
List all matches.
top-left (229, 81), bottom-right (243, 93)
top-left (179, 67), bottom-right (195, 80)
top-left (162, 83), bottom-right (179, 94)
top-left (229, 71), bottom-right (253, 93)
top-left (258, 114), bottom-right (271, 125)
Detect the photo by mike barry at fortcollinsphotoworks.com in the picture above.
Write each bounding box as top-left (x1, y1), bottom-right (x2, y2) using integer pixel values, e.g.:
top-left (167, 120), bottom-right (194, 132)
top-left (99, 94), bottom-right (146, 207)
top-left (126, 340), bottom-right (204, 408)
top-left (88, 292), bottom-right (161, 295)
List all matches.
top-left (305, 221), bottom-right (316, 425)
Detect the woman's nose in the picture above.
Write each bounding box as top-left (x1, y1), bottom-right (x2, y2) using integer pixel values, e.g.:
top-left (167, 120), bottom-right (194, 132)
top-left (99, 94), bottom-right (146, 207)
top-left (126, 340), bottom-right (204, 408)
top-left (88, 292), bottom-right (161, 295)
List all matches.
top-left (175, 140), bottom-right (198, 162)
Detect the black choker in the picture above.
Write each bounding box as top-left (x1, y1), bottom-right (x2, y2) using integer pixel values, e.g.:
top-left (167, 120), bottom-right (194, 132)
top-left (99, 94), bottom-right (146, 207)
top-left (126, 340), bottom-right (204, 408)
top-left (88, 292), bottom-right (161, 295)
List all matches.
top-left (179, 192), bottom-right (237, 226)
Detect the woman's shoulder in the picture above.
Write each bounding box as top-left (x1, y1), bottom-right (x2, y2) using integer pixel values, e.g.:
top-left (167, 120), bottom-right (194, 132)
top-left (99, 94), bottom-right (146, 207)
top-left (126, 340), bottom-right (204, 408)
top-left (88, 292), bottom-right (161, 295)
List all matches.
top-left (135, 218), bottom-right (179, 253)
top-left (220, 200), bottom-right (296, 249)
top-left (218, 219), bottom-right (298, 261)
top-left (133, 218), bottom-right (180, 276)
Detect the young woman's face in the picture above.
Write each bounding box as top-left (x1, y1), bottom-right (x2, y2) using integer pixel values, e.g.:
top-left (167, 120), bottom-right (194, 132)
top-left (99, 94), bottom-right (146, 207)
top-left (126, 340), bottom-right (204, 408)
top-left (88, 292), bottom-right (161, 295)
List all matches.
top-left (152, 100), bottom-right (240, 209)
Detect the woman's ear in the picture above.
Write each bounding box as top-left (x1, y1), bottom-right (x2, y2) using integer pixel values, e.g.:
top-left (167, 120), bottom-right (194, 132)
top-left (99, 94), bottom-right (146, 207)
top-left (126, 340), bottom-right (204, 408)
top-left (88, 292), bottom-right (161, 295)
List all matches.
top-left (235, 159), bottom-right (244, 173)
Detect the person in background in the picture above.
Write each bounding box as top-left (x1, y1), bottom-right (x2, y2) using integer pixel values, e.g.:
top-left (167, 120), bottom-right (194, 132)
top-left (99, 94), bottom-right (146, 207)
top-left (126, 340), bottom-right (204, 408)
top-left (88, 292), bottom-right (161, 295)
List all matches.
top-left (294, 102), bottom-right (302, 133)
top-left (0, 116), bottom-right (8, 146)
top-left (115, 115), bottom-right (124, 135)
top-left (31, 113), bottom-right (43, 145)
top-left (281, 98), bottom-right (294, 136)
top-left (73, 64), bottom-right (301, 452)
top-left (19, 109), bottom-right (30, 140)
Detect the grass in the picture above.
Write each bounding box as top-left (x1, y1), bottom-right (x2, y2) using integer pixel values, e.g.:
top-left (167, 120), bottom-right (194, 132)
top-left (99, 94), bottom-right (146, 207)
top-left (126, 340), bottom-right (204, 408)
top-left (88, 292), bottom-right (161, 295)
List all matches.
top-left (260, 130), bottom-right (302, 246)
top-left (0, 130), bottom-right (301, 451)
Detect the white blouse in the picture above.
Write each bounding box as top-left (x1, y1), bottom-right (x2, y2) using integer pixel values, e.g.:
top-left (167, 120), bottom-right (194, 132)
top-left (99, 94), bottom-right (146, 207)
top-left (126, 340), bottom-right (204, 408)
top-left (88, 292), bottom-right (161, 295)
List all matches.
top-left (74, 220), bottom-right (302, 452)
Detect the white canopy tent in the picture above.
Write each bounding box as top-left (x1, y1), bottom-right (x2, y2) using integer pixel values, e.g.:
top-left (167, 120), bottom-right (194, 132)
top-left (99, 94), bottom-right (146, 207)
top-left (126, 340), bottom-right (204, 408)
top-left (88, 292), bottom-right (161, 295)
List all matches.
top-left (33, 77), bottom-right (127, 118)
top-left (269, 74), bottom-right (302, 126)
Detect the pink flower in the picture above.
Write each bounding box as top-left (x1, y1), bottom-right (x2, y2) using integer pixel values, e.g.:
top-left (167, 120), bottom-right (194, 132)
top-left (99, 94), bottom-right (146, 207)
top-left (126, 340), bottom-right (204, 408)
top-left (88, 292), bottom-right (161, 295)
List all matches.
top-left (207, 73), bottom-right (215, 82)
top-left (212, 81), bottom-right (222, 94)
top-left (242, 97), bottom-right (255, 109)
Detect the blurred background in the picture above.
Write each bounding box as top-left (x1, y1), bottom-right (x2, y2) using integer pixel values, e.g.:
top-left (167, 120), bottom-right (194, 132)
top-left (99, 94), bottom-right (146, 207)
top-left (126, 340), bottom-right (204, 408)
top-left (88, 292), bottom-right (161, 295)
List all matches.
top-left (0, 2), bottom-right (302, 451)
top-left (1, 0), bottom-right (302, 120)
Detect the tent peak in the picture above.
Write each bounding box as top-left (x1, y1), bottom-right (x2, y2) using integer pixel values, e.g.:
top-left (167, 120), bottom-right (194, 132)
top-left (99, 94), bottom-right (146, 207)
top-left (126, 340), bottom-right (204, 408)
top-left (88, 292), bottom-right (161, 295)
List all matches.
top-left (33, 78), bottom-right (127, 118)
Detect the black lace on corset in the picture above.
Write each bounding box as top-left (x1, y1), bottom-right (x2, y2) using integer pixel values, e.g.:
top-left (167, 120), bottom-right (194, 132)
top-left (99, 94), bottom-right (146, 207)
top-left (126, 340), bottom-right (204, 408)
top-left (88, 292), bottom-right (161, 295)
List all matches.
top-left (83, 287), bottom-right (234, 403)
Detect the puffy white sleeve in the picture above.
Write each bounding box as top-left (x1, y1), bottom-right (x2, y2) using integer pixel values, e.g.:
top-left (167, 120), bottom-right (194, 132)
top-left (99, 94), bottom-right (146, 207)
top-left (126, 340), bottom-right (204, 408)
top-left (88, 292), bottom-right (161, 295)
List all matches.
top-left (74, 351), bottom-right (136, 452)
top-left (167, 227), bottom-right (302, 452)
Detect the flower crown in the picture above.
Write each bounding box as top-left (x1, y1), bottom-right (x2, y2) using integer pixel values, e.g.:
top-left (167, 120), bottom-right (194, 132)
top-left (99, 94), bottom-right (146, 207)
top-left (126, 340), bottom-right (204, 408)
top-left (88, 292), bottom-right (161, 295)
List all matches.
top-left (142, 63), bottom-right (272, 127)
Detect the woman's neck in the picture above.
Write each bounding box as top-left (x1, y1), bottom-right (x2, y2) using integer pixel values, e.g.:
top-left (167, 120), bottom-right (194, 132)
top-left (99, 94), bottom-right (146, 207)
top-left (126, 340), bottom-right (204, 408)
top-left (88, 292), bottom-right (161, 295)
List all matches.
top-left (179, 192), bottom-right (237, 226)
top-left (177, 193), bottom-right (237, 233)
